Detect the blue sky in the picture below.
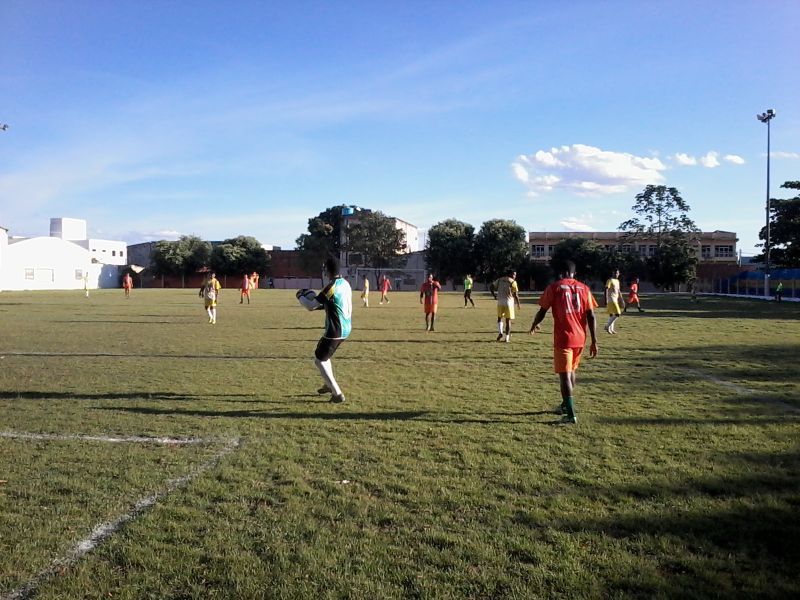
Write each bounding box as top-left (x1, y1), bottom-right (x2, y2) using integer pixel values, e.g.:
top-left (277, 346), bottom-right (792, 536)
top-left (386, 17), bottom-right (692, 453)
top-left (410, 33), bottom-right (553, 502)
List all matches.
top-left (1, 1), bottom-right (798, 255)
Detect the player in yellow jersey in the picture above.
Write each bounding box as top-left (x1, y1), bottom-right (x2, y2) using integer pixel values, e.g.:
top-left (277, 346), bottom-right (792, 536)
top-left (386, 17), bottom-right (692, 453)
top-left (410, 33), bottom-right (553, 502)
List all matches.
top-left (604, 269), bottom-right (625, 334)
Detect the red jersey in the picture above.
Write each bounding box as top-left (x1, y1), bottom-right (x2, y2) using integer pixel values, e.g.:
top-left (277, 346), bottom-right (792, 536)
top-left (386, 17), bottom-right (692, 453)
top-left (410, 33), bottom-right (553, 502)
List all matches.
top-left (380, 278), bottom-right (392, 292)
top-left (420, 280), bottom-right (441, 306)
top-left (538, 278), bottom-right (598, 349)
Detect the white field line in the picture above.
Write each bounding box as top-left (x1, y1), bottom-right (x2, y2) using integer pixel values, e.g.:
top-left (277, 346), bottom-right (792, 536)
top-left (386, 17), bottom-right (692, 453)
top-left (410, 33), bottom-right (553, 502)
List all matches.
top-left (0, 431), bottom-right (208, 445)
top-left (680, 367), bottom-right (799, 412)
top-left (1, 437), bottom-right (241, 600)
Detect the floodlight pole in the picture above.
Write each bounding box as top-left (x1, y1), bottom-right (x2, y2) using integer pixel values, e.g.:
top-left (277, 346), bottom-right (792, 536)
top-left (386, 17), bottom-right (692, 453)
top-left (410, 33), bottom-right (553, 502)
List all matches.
top-left (757, 109), bottom-right (776, 298)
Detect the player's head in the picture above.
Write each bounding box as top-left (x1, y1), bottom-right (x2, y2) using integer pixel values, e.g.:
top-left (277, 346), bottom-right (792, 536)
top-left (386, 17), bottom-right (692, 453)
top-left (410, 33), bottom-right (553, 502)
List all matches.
top-left (324, 257), bottom-right (339, 279)
top-left (561, 261), bottom-right (577, 278)
top-left (506, 269), bottom-right (516, 279)
top-left (427, 273), bottom-right (434, 281)
top-left (613, 268), bottom-right (620, 278)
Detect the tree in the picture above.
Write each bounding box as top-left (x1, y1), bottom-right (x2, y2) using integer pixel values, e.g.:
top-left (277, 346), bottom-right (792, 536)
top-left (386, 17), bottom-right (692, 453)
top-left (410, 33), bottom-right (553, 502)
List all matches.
top-left (424, 219), bottom-right (475, 287)
top-left (151, 235), bottom-right (212, 279)
top-left (754, 181), bottom-right (800, 268)
top-left (344, 211), bottom-right (407, 279)
top-left (549, 238), bottom-right (604, 281)
top-left (295, 206), bottom-right (348, 272)
top-left (619, 185), bottom-right (700, 288)
top-left (619, 185), bottom-right (700, 243)
top-left (210, 236), bottom-right (270, 276)
top-left (473, 219), bottom-right (528, 284)
top-left (646, 238), bottom-right (697, 289)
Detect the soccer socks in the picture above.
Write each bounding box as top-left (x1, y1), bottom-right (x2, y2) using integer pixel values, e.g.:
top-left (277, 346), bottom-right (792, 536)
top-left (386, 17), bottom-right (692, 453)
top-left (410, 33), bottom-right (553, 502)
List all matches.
top-left (564, 396), bottom-right (576, 419)
top-left (315, 358), bottom-right (342, 396)
top-left (497, 321), bottom-right (504, 335)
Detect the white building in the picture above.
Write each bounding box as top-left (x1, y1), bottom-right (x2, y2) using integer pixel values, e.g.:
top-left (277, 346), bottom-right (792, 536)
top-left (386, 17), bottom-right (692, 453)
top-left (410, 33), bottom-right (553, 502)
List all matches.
top-left (0, 218), bottom-right (124, 291)
top-left (50, 217), bottom-right (128, 266)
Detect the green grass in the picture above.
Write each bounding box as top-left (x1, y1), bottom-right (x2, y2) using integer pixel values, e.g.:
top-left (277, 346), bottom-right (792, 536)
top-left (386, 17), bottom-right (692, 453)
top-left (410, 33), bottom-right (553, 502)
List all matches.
top-left (1, 288), bottom-right (798, 599)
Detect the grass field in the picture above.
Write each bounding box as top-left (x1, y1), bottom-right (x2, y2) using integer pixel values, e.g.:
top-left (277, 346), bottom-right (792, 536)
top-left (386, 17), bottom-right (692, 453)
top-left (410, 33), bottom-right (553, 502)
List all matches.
top-left (1, 288), bottom-right (798, 599)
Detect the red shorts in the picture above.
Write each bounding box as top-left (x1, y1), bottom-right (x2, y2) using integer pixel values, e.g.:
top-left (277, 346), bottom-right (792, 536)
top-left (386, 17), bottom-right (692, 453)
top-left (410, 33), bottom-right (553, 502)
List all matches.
top-left (424, 303), bottom-right (438, 315)
top-left (553, 347), bottom-right (583, 373)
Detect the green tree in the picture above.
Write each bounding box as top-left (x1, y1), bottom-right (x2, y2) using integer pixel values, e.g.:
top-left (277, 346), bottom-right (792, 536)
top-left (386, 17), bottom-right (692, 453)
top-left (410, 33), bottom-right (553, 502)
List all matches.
top-left (295, 206), bottom-right (348, 272)
top-left (344, 211), bottom-right (407, 279)
top-left (754, 181), bottom-right (800, 268)
top-left (210, 236), bottom-right (270, 276)
top-left (549, 238), bottom-right (604, 281)
top-left (619, 185), bottom-right (700, 288)
top-left (424, 219), bottom-right (475, 287)
top-left (151, 236), bottom-right (212, 281)
top-left (473, 219), bottom-right (528, 284)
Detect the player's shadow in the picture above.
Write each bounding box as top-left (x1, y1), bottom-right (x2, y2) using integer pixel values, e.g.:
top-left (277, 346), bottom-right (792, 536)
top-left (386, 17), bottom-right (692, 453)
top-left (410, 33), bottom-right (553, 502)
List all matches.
top-left (53, 319), bottom-right (188, 324)
top-left (0, 390), bottom-right (248, 401)
top-left (95, 406), bottom-right (430, 421)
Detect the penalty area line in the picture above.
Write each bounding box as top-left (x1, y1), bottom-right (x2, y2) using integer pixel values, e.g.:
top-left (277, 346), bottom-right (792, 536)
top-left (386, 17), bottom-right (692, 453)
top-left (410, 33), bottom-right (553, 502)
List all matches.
top-left (0, 437), bottom-right (241, 600)
top-left (0, 431), bottom-right (210, 445)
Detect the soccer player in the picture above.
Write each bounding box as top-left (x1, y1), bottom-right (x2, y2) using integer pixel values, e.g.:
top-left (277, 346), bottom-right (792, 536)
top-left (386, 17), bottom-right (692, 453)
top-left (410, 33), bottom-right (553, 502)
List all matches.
top-left (361, 276), bottom-right (370, 307)
top-left (240, 273), bottom-right (251, 304)
top-left (122, 272), bottom-right (133, 298)
top-left (604, 269), bottom-right (625, 334)
top-left (379, 275), bottom-right (392, 304)
top-left (494, 270), bottom-right (521, 342)
top-left (530, 261), bottom-right (598, 424)
top-left (775, 281), bottom-right (784, 302)
top-left (623, 277), bottom-right (645, 313)
top-left (419, 273), bottom-right (441, 331)
top-left (199, 272), bottom-right (222, 324)
top-left (299, 257), bottom-right (352, 404)
top-left (463, 274), bottom-right (475, 307)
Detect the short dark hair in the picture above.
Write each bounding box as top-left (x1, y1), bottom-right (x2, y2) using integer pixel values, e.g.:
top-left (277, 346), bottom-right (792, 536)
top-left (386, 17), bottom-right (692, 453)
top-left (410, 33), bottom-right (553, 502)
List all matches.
top-left (324, 257), bottom-right (339, 277)
top-left (564, 261), bottom-right (577, 277)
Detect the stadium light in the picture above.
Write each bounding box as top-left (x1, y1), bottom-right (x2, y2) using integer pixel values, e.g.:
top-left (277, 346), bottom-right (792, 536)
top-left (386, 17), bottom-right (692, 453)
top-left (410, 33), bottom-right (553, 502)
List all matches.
top-left (757, 109), bottom-right (776, 298)
top-left (0, 124), bottom-right (8, 131)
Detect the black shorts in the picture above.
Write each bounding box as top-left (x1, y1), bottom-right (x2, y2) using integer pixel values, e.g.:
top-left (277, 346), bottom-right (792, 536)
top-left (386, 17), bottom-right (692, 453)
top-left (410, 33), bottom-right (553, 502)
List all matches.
top-left (315, 337), bottom-right (344, 361)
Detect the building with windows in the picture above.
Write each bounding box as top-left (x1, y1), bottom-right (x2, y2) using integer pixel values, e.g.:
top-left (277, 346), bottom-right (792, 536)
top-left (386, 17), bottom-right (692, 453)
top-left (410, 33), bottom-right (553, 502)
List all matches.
top-left (528, 231), bottom-right (739, 265)
top-left (339, 206), bottom-right (419, 268)
top-left (0, 218), bottom-right (124, 291)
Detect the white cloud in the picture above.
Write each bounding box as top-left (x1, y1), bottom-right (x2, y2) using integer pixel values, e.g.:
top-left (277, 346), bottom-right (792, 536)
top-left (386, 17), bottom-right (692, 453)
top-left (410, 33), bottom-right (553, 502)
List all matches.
top-left (723, 154), bottom-right (745, 165)
top-left (699, 151), bottom-right (720, 168)
top-left (560, 217), bottom-right (597, 231)
top-left (771, 151), bottom-right (800, 159)
top-left (511, 144), bottom-right (666, 197)
top-left (673, 153), bottom-right (697, 166)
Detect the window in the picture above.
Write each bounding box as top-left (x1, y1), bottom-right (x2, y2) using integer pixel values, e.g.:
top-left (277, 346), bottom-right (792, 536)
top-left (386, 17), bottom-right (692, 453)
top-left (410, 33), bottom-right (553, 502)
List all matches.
top-left (25, 268), bottom-right (34, 280)
top-left (638, 245), bottom-right (649, 256)
top-left (701, 245), bottom-right (711, 259)
top-left (546, 246), bottom-right (554, 257)
top-left (75, 269), bottom-right (84, 280)
top-left (648, 245), bottom-right (657, 257)
top-left (715, 245), bottom-right (734, 258)
top-left (621, 244), bottom-right (633, 253)
top-left (112, 250), bottom-right (116, 256)
top-left (532, 245), bottom-right (546, 258)
top-left (120, 251), bottom-right (124, 258)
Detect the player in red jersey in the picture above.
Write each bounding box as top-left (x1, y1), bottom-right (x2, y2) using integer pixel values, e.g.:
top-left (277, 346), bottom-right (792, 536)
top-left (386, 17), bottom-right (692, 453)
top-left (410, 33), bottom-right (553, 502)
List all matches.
top-left (419, 273), bottom-right (442, 331)
top-left (623, 277), bottom-right (644, 313)
top-left (530, 261), bottom-right (598, 424)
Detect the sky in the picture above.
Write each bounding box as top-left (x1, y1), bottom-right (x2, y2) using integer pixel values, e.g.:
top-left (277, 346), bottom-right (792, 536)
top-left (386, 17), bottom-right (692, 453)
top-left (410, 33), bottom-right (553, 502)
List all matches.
top-left (1, 1), bottom-right (798, 255)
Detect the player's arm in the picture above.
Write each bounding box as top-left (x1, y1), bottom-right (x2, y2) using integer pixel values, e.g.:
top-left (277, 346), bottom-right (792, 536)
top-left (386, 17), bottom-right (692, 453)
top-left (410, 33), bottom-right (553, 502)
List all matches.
top-left (513, 287), bottom-right (521, 308)
top-left (586, 308), bottom-right (598, 357)
top-left (529, 307), bottom-right (548, 334)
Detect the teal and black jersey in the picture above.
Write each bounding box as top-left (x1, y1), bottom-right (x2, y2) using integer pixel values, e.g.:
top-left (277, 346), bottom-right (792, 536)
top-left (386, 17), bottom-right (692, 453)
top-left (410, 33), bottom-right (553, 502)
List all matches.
top-left (315, 276), bottom-right (352, 339)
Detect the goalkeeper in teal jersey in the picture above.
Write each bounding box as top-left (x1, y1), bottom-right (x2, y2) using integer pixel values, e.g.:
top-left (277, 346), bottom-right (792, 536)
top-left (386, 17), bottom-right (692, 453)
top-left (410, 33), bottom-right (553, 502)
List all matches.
top-left (297, 257), bottom-right (352, 403)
